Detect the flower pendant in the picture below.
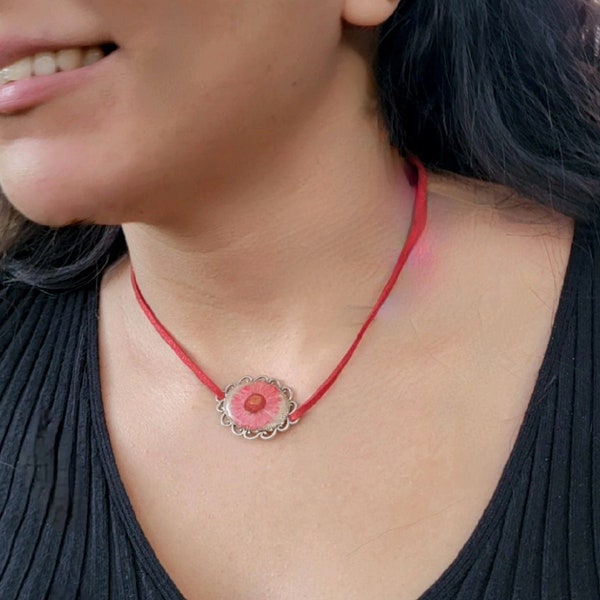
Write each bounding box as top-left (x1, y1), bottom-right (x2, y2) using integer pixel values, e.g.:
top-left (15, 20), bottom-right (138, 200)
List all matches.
top-left (217, 376), bottom-right (300, 440)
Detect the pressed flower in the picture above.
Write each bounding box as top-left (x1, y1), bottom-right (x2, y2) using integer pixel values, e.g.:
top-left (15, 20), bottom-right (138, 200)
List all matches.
top-left (225, 379), bottom-right (290, 431)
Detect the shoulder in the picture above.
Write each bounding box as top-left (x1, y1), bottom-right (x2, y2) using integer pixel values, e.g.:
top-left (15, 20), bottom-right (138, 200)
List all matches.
top-left (424, 168), bottom-right (600, 272)
top-left (400, 170), bottom-right (599, 371)
top-left (0, 275), bottom-right (38, 347)
top-left (0, 274), bottom-right (95, 373)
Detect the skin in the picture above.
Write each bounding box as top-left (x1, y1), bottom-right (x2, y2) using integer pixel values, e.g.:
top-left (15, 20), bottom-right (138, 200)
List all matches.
top-left (0, 0), bottom-right (575, 598)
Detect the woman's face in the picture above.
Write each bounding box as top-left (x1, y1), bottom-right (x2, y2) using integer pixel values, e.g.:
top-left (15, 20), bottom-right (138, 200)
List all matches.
top-left (0, 0), bottom-right (370, 226)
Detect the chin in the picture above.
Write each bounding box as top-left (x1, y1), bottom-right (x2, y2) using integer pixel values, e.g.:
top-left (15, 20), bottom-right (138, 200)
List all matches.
top-left (11, 208), bottom-right (94, 229)
top-left (0, 178), bottom-right (118, 229)
top-left (0, 136), bottom-right (131, 228)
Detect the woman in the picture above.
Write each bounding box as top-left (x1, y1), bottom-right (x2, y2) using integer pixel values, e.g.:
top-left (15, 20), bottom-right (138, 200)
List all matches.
top-left (0, 0), bottom-right (599, 598)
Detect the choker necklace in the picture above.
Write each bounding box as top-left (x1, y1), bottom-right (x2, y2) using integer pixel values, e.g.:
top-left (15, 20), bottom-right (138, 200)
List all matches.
top-left (130, 155), bottom-right (428, 440)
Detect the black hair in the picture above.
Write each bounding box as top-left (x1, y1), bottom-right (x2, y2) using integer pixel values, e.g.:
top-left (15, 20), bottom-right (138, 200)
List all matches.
top-left (1, 0), bottom-right (599, 290)
top-left (375, 0), bottom-right (600, 218)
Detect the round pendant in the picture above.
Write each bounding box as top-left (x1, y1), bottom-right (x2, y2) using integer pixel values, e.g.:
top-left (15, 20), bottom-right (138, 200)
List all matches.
top-left (217, 376), bottom-right (299, 440)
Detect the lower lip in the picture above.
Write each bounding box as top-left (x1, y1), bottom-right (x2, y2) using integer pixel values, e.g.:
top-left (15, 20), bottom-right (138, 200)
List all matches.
top-left (0, 50), bottom-right (119, 115)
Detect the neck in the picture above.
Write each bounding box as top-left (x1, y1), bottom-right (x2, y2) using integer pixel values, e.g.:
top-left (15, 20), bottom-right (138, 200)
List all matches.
top-left (106, 90), bottom-right (421, 383)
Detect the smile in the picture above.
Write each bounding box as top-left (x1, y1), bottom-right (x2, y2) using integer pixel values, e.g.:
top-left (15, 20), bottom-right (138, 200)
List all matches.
top-left (0, 43), bottom-right (118, 87)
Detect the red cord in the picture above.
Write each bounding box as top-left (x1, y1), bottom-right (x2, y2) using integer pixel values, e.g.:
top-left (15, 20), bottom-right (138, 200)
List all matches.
top-left (130, 155), bottom-right (428, 420)
top-left (131, 273), bottom-right (225, 399)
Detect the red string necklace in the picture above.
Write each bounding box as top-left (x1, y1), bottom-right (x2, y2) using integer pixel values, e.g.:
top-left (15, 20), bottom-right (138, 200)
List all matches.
top-left (130, 155), bottom-right (428, 440)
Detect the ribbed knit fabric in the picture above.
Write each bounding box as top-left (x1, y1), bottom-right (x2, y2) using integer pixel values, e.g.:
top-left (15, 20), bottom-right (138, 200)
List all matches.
top-left (0, 218), bottom-right (599, 599)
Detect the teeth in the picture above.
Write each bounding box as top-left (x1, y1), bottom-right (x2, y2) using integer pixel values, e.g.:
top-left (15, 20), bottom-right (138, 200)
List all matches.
top-left (0, 46), bottom-right (107, 85)
top-left (1, 57), bottom-right (31, 83)
top-left (82, 47), bottom-right (104, 67)
top-left (33, 52), bottom-right (58, 76)
top-left (56, 48), bottom-right (84, 71)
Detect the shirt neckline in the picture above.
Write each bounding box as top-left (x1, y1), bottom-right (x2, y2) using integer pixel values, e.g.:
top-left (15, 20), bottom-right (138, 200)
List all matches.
top-left (87, 218), bottom-right (589, 600)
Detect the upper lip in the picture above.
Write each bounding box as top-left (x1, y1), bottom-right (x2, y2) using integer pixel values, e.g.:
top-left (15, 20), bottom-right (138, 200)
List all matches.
top-left (0, 34), bottom-right (114, 72)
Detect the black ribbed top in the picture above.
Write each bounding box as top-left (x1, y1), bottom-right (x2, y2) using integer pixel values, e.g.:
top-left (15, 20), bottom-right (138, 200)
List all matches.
top-left (0, 219), bottom-right (599, 600)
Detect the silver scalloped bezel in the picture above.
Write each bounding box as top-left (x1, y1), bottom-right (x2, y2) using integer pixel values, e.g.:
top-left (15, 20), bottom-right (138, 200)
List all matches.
top-left (216, 375), bottom-right (299, 440)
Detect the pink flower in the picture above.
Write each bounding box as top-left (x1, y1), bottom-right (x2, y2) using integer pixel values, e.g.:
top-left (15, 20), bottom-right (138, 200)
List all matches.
top-left (226, 380), bottom-right (288, 431)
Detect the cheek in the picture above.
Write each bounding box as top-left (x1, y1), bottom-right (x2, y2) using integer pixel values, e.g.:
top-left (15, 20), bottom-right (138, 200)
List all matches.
top-left (0, 2), bottom-right (339, 228)
top-left (0, 57), bottom-right (201, 227)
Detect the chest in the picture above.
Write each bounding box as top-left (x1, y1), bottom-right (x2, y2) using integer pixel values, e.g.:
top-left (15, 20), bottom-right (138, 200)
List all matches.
top-left (97, 337), bottom-right (544, 600)
top-left (97, 212), bottom-right (574, 599)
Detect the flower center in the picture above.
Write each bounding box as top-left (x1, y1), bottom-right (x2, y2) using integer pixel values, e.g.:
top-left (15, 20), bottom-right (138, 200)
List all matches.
top-left (244, 393), bottom-right (266, 413)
